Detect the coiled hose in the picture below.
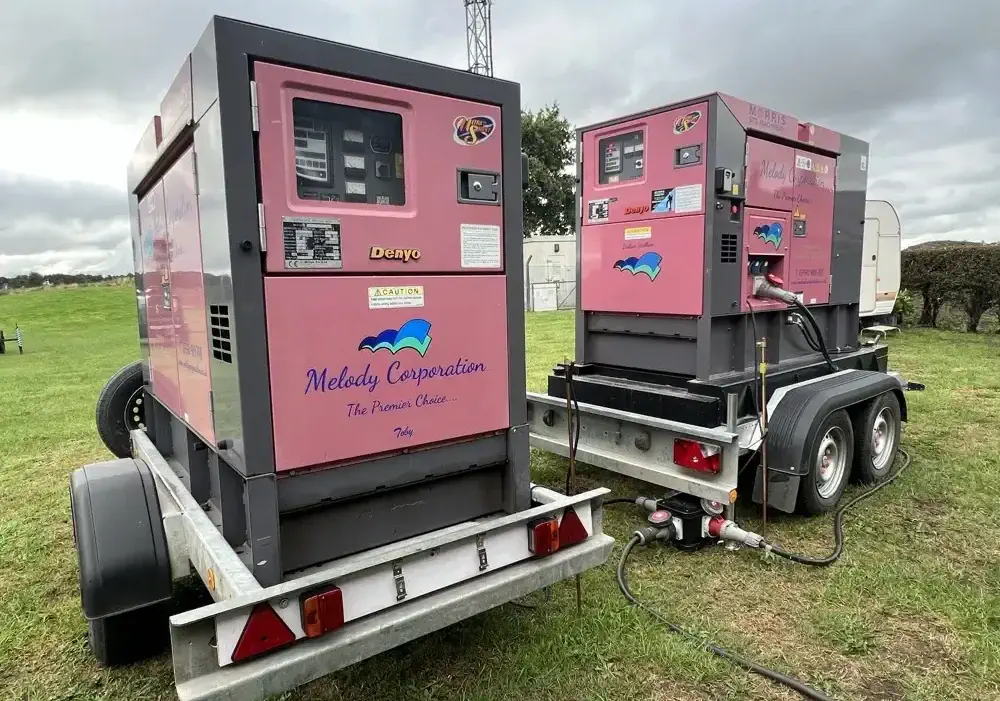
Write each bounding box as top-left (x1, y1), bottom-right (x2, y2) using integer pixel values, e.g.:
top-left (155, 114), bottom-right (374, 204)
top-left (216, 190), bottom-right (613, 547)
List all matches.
top-left (764, 447), bottom-right (912, 566)
top-left (616, 535), bottom-right (837, 701)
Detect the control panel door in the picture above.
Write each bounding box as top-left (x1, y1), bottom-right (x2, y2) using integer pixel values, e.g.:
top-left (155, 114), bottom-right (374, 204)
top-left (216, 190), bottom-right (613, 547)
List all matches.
top-left (579, 102), bottom-right (709, 228)
top-left (254, 62), bottom-right (505, 275)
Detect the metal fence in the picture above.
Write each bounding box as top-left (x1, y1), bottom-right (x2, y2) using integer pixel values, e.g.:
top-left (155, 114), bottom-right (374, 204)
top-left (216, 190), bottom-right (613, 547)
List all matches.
top-left (525, 263), bottom-right (576, 312)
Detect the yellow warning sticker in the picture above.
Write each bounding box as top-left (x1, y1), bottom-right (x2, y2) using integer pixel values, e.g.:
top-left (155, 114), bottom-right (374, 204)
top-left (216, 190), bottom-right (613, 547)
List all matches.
top-left (368, 285), bottom-right (425, 310)
top-left (624, 226), bottom-right (652, 240)
top-left (732, 184), bottom-right (740, 196)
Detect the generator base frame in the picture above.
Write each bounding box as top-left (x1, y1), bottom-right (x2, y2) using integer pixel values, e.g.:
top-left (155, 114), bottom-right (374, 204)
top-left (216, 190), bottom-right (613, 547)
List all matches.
top-left (72, 429), bottom-right (613, 701)
top-left (528, 343), bottom-right (910, 515)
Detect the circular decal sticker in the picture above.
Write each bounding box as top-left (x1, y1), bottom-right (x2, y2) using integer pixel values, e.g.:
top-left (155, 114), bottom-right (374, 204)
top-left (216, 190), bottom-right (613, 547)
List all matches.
top-left (672, 110), bottom-right (702, 134)
top-left (453, 116), bottom-right (496, 145)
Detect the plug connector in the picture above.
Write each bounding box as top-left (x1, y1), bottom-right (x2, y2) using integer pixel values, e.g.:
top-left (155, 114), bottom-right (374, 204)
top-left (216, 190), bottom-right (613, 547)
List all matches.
top-left (706, 516), bottom-right (764, 549)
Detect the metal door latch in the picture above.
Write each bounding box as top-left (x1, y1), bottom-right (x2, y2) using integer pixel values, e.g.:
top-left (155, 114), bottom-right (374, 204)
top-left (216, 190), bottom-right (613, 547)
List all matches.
top-left (392, 561), bottom-right (406, 601)
top-left (476, 535), bottom-right (488, 571)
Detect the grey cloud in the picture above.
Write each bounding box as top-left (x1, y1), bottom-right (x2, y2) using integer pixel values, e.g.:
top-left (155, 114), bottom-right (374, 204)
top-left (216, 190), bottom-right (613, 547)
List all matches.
top-left (1, 0), bottom-right (999, 274)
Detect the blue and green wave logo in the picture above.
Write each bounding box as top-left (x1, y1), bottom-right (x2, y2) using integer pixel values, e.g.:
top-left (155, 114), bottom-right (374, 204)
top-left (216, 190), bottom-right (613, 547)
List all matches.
top-left (358, 318), bottom-right (432, 357)
top-left (613, 252), bottom-right (662, 281)
top-left (753, 222), bottom-right (783, 249)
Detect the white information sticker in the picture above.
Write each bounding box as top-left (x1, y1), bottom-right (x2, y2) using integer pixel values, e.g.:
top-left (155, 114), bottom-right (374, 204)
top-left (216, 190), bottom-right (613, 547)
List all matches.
top-left (346, 181), bottom-right (367, 195)
top-left (343, 129), bottom-right (364, 143)
top-left (460, 223), bottom-right (502, 268)
top-left (368, 285), bottom-right (425, 310)
top-left (673, 184), bottom-right (703, 214)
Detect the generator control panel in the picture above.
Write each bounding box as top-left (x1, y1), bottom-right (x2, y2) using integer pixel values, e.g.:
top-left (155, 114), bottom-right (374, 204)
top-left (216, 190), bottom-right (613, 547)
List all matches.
top-left (292, 99), bottom-right (406, 206)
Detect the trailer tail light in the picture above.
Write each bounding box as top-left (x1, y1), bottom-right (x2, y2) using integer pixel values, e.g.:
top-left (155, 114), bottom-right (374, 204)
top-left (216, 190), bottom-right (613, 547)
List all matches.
top-left (528, 517), bottom-right (560, 556)
top-left (230, 602), bottom-right (296, 663)
top-left (301, 586), bottom-right (345, 639)
top-left (558, 507), bottom-right (589, 548)
top-left (673, 439), bottom-right (721, 474)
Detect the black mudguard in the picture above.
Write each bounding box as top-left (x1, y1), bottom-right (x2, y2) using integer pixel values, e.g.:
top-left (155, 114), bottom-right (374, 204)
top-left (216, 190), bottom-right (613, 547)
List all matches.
top-left (69, 458), bottom-right (173, 619)
top-left (753, 370), bottom-right (907, 514)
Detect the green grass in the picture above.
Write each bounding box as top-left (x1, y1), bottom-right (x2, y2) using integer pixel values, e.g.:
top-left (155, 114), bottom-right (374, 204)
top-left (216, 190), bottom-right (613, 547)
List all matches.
top-left (1, 285), bottom-right (999, 700)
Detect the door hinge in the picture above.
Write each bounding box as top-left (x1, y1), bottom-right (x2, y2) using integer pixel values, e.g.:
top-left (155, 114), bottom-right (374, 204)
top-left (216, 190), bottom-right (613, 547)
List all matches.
top-left (250, 80), bottom-right (259, 132)
top-left (191, 151), bottom-right (200, 197)
top-left (257, 203), bottom-right (267, 252)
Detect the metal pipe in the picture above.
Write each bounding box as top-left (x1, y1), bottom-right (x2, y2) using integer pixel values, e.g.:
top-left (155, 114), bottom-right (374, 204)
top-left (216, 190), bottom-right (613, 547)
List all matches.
top-left (757, 338), bottom-right (769, 540)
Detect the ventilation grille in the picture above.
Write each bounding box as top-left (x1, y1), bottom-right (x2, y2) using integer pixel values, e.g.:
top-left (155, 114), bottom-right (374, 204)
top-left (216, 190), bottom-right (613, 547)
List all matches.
top-left (720, 233), bottom-right (738, 264)
top-left (209, 305), bottom-right (233, 363)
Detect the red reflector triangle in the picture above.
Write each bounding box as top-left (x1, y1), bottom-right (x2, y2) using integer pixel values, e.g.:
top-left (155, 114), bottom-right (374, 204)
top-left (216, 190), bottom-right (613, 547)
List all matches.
top-left (558, 507), bottom-right (589, 547)
top-left (231, 602), bottom-right (296, 663)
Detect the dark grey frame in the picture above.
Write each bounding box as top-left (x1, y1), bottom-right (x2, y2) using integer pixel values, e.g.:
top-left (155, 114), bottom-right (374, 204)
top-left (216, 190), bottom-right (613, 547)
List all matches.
top-left (126, 16), bottom-right (529, 587)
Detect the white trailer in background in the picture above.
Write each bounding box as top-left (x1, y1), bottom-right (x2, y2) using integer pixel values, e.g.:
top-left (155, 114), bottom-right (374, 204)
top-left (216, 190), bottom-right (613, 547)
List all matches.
top-left (859, 200), bottom-right (902, 325)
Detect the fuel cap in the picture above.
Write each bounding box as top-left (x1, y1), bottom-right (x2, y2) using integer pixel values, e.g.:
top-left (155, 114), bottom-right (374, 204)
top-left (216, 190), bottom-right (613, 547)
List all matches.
top-left (648, 509), bottom-right (672, 526)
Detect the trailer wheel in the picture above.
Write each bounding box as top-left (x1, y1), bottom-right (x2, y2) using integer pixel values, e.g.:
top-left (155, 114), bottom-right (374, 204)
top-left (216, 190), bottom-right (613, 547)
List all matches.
top-left (96, 360), bottom-right (145, 459)
top-left (798, 410), bottom-right (854, 515)
top-left (852, 392), bottom-right (901, 485)
top-left (88, 603), bottom-right (169, 667)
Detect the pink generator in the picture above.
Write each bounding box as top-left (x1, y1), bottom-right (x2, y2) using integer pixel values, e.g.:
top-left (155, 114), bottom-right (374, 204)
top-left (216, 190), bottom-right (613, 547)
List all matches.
top-left (119, 18), bottom-right (531, 583)
top-left (541, 93), bottom-right (910, 517)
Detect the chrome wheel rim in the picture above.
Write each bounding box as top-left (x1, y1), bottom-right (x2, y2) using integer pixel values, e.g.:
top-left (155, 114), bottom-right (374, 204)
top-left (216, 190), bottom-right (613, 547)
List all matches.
top-left (870, 407), bottom-right (896, 472)
top-left (125, 388), bottom-right (147, 432)
top-left (816, 426), bottom-right (848, 499)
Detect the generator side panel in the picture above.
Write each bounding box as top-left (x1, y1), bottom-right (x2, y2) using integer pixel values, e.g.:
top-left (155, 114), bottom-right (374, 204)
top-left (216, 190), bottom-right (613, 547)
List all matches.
top-left (138, 184), bottom-right (183, 417)
top-left (578, 102), bottom-right (709, 317)
top-left (830, 134), bottom-right (870, 306)
top-left (160, 148), bottom-right (216, 445)
top-left (127, 117), bottom-right (162, 384)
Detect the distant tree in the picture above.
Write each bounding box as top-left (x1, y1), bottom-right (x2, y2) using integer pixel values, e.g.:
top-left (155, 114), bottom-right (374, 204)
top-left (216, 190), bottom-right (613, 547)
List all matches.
top-left (521, 104), bottom-right (576, 237)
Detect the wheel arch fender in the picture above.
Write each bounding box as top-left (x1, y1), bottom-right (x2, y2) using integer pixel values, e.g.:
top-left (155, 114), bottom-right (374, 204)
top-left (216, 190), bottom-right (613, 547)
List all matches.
top-left (70, 457), bottom-right (173, 620)
top-left (753, 371), bottom-right (906, 514)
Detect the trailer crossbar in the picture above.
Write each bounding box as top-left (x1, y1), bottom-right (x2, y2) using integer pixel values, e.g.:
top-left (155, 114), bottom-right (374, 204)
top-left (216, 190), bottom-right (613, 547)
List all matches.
top-left (526, 391), bottom-right (740, 504)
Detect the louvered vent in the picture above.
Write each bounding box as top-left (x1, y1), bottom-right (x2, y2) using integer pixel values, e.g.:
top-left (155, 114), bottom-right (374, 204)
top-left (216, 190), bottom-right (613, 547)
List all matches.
top-left (720, 233), bottom-right (738, 264)
top-left (209, 305), bottom-right (233, 363)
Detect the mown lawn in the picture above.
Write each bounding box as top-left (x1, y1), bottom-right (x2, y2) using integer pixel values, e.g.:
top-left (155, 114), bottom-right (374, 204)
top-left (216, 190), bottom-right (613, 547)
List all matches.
top-left (0, 284), bottom-right (998, 701)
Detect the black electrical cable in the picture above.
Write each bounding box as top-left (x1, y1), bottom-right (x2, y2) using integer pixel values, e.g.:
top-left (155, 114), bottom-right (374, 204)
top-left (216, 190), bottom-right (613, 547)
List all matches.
top-left (603, 497), bottom-right (643, 506)
top-left (789, 299), bottom-right (838, 373)
top-left (616, 536), bottom-right (837, 701)
top-left (564, 362), bottom-right (582, 496)
top-left (763, 447), bottom-right (912, 566)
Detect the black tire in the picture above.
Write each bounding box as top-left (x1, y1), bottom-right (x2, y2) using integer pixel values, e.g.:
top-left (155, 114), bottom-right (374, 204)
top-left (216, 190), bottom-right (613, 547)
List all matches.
top-left (852, 392), bottom-right (902, 485)
top-left (798, 409), bottom-right (855, 515)
top-left (96, 361), bottom-right (145, 459)
top-left (87, 603), bottom-right (170, 667)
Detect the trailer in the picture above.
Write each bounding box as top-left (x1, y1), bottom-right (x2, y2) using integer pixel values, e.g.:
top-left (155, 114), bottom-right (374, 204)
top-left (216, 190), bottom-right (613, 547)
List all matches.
top-left (859, 199), bottom-right (902, 325)
top-left (70, 17), bottom-right (612, 701)
top-left (527, 95), bottom-right (912, 528)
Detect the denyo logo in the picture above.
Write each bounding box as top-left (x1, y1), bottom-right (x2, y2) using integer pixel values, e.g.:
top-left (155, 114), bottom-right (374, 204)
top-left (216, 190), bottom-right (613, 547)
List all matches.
top-left (453, 116), bottom-right (496, 145)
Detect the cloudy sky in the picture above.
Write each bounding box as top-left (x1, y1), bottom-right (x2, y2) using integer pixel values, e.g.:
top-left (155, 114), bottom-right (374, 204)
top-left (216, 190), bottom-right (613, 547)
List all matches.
top-left (0, 0), bottom-right (997, 276)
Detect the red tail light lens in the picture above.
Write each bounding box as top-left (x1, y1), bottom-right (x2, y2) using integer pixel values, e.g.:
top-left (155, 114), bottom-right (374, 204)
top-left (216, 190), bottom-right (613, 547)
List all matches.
top-left (301, 586), bottom-right (345, 639)
top-left (558, 507), bottom-right (589, 548)
top-left (528, 517), bottom-right (560, 556)
top-left (231, 602), bottom-right (296, 663)
top-left (673, 439), bottom-right (721, 474)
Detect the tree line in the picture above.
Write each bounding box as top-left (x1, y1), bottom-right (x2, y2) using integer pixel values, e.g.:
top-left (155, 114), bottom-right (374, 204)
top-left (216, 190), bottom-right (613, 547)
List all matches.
top-left (901, 243), bottom-right (1000, 332)
top-left (0, 272), bottom-right (129, 290)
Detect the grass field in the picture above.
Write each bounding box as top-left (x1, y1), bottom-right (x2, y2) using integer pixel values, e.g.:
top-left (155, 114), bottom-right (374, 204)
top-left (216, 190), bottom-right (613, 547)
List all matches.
top-left (1, 284), bottom-right (999, 701)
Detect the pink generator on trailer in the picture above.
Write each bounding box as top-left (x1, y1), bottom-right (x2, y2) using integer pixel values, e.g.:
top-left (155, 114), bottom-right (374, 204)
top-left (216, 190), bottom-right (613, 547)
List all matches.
top-left (69, 16), bottom-right (613, 701)
top-left (527, 94), bottom-right (921, 534)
